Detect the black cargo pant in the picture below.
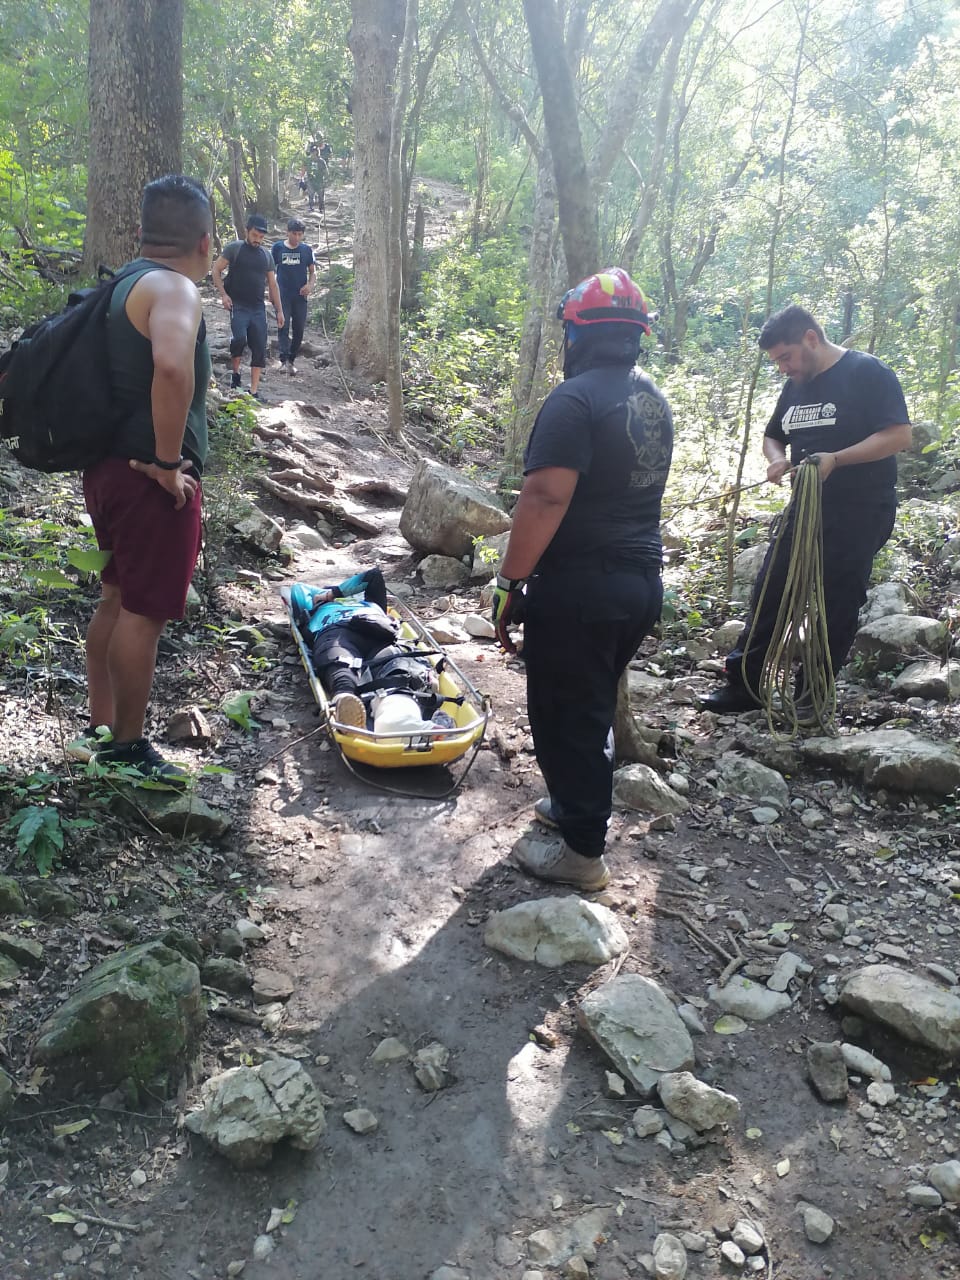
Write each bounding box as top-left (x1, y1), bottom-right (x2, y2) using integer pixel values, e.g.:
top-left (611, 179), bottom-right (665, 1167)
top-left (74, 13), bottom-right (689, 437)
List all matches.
top-left (725, 501), bottom-right (896, 694)
top-left (524, 566), bottom-right (663, 859)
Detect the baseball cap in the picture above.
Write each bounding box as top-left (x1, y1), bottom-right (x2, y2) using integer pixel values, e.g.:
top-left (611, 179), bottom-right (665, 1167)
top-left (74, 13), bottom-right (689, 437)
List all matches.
top-left (246, 213), bottom-right (268, 232)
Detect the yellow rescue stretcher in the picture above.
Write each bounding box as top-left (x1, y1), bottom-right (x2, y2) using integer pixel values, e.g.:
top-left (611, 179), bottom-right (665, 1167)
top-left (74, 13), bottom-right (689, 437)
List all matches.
top-left (280, 584), bottom-right (489, 794)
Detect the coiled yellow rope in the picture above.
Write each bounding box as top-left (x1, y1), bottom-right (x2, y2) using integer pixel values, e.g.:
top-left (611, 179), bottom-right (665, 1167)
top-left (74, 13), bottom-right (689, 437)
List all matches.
top-left (741, 457), bottom-right (837, 740)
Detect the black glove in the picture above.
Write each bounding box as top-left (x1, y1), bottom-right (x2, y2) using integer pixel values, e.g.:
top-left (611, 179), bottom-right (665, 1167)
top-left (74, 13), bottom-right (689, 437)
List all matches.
top-left (491, 574), bottom-right (525, 653)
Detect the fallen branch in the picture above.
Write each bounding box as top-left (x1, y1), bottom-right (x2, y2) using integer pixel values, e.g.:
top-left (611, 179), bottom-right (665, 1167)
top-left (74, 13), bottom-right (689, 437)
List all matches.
top-left (268, 467), bottom-right (336, 494)
top-left (256, 475), bottom-right (381, 535)
top-left (58, 1205), bottom-right (140, 1234)
top-left (210, 1004), bottom-right (262, 1026)
top-left (252, 424), bottom-right (312, 455)
top-left (654, 904), bottom-right (733, 965)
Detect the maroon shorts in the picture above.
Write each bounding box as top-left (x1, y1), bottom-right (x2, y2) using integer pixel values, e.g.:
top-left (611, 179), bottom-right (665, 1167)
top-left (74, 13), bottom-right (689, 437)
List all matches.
top-left (82, 457), bottom-right (203, 621)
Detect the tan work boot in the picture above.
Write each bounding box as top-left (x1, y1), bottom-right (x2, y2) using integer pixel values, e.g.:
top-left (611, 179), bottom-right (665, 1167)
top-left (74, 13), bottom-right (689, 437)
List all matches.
top-left (332, 692), bottom-right (366, 729)
top-left (534, 796), bottom-right (559, 828)
top-left (511, 832), bottom-right (610, 892)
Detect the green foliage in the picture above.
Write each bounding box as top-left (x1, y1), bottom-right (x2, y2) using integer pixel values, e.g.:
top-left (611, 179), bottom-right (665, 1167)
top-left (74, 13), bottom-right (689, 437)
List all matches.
top-left (199, 396), bottom-right (262, 597)
top-left (221, 691), bottom-right (261, 733)
top-left (4, 804), bottom-right (64, 876)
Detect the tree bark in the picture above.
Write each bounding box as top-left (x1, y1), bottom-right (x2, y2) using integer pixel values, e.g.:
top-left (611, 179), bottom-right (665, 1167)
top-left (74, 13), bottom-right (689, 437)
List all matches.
top-left (84, 0), bottom-right (183, 271)
top-left (522, 0), bottom-right (597, 284)
top-left (341, 0), bottom-right (406, 380)
top-left (386, 0), bottom-right (418, 436)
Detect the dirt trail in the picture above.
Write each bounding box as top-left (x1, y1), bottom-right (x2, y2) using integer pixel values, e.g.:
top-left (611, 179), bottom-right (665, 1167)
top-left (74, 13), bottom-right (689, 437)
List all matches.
top-left (1, 177), bottom-right (959, 1280)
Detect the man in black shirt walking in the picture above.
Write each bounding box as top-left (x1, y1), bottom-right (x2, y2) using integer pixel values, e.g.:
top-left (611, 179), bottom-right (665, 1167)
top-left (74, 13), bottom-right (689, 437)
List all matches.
top-left (212, 213), bottom-right (284, 400)
top-left (492, 268), bottom-right (673, 891)
top-left (700, 304), bottom-right (913, 714)
top-left (272, 218), bottom-right (315, 375)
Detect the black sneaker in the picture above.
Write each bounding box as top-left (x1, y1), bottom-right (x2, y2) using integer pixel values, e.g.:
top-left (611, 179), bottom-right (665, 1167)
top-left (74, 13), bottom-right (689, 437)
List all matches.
top-left (93, 738), bottom-right (190, 788)
top-left (698, 684), bottom-right (761, 714)
top-left (230, 371), bottom-right (242, 389)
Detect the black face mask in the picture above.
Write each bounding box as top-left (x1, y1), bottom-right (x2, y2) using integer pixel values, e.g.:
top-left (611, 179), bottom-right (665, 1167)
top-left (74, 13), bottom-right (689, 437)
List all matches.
top-left (562, 321), bottom-right (643, 378)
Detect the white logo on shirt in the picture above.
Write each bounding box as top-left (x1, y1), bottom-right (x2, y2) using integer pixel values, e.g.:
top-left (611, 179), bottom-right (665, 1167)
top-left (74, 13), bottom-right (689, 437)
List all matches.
top-left (781, 402), bottom-right (837, 434)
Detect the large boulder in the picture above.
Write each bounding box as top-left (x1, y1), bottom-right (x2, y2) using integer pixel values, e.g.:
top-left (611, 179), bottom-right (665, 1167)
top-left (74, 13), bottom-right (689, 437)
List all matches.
top-left (232, 502), bottom-right (283, 555)
top-left (849, 615), bottom-right (946, 672)
top-left (578, 974), bottom-right (695, 1096)
top-left (485, 897), bottom-right (628, 968)
top-left (185, 1057), bottom-right (326, 1168)
top-left (839, 964), bottom-right (960, 1055)
top-left (400, 459), bottom-right (511, 558)
top-left (802, 729), bottom-right (960, 796)
top-left (33, 941), bottom-right (205, 1095)
top-left (418, 554), bottom-right (471, 590)
top-left (730, 543), bottom-right (768, 601)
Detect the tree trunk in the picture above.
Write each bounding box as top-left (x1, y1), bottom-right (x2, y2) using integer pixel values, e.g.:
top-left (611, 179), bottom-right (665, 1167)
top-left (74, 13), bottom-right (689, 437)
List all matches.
top-left (341, 0), bottom-right (406, 380)
top-left (522, 0), bottom-right (597, 284)
top-left (386, 0), bottom-right (417, 437)
top-left (224, 136), bottom-right (247, 238)
top-left (84, 0), bottom-right (183, 272)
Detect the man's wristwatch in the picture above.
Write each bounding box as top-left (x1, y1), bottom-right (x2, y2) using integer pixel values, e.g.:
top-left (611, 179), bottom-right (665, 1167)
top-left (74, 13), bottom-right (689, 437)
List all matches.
top-left (153, 455), bottom-right (184, 471)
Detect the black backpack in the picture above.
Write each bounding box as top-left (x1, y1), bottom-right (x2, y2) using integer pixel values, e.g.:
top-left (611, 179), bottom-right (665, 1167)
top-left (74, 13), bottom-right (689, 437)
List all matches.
top-left (0, 261), bottom-right (158, 473)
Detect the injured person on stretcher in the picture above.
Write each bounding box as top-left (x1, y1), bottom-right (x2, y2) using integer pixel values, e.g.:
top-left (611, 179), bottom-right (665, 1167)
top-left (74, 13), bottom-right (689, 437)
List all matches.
top-left (288, 567), bottom-right (456, 735)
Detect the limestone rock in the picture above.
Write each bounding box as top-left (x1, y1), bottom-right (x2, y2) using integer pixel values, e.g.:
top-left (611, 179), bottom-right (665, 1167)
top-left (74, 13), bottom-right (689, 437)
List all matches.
top-left (717, 753), bottom-right (788, 808)
top-left (414, 1041), bottom-right (450, 1092)
top-left (928, 1160), bottom-right (960, 1202)
top-left (653, 1233), bottom-right (687, 1280)
top-left (23, 881), bottom-right (80, 918)
top-left (850, 614), bottom-right (946, 672)
top-left (201, 957), bottom-right (253, 995)
top-left (657, 1071), bottom-right (740, 1131)
top-left (0, 931), bottom-right (43, 968)
top-left (166, 706), bottom-right (213, 744)
top-left (891, 659), bottom-right (960, 700)
top-left (578, 974), bottom-right (695, 1096)
top-left (859, 581), bottom-right (911, 626)
top-left (184, 1056), bottom-right (325, 1168)
top-left (712, 619), bottom-right (745, 650)
top-left (632, 1105), bottom-right (665, 1137)
top-left (0, 876), bottom-right (27, 915)
top-left (428, 621), bottom-right (469, 645)
top-left (252, 968), bottom-right (295, 1005)
top-left (485, 897), bottom-right (628, 968)
top-left (469, 529), bottom-right (512, 578)
top-left (806, 1043), bottom-right (847, 1102)
top-left (233, 503), bottom-right (283, 555)
top-left (613, 763), bottom-right (689, 816)
top-left (524, 1209), bottom-right (610, 1269)
top-left (288, 521), bottom-right (329, 549)
top-left (732, 543), bottom-right (769, 595)
top-left (709, 976), bottom-right (791, 1022)
top-left (419, 554), bottom-right (471, 590)
top-left (802, 1206), bottom-right (834, 1244)
top-left (343, 1107), bottom-right (378, 1134)
top-left (731, 1221), bottom-right (764, 1256)
top-left (370, 1036), bottom-right (409, 1063)
top-left (802, 730), bottom-right (960, 796)
top-left (839, 1043), bottom-right (890, 1082)
top-left (400, 459), bottom-right (511, 557)
top-left (906, 1185), bottom-right (943, 1209)
top-left (462, 613), bottom-right (496, 639)
top-left (839, 964), bottom-right (960, 1054)
top-left (129, 791), bottom-right (231, 840)
top-left (33, 941), bottom-right (204, 1095)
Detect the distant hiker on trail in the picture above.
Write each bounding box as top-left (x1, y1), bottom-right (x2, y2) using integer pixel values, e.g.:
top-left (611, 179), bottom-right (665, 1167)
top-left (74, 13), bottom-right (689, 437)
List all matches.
top-left (71, 174), bottom-right (213, 783)
top-left (699, 304), bottom-right (912, 717)
top-left (492, 268), bottom-right (673, 893)
top-left (304, 140), bottom-right (328, 213)
top-left (272, 218), bottom-right (315, 376)
top-left (211, 213), bottom-right (283, 400)
top-left (289, 568), bottom-right (445, 732)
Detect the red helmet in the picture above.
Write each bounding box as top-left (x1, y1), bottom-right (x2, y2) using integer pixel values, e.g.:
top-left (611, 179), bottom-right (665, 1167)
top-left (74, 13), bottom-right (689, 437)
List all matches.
top-left (557, 267), bottom-right (651, 334)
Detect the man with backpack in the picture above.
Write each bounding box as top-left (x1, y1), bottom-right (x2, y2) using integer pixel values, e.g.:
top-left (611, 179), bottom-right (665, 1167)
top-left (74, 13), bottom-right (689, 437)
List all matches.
top-left (304, 142), bottom-right (328, 213)
top-left (211, 213), bottom-right (284, 400)
top-left (272, 218), bottom-right (315, 375)
top-left (73, 174), bottom-right (215, 782)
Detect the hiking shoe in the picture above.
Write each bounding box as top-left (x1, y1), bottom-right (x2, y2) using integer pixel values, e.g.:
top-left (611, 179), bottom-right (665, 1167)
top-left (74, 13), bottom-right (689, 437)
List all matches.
top-left (534, 796), bottom-right (559, 829)
top-left (93, 738), bottom-right (189, 787)
top-left (511, 833), bottom-right (610, 892)
top-left (332, 692), bottom-right (366, 730)
top-left (288, 362), bottom-right (298, 375)
top-left (230, 371), bottom-right (241, 389)
top-left (698, 684), bottom-right (761, 714)
top-left (67, 724), bottom-right (112, 763)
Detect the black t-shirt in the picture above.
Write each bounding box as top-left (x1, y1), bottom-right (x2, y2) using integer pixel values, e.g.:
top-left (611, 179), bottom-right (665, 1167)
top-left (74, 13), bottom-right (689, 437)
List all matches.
top-left (523, 364), bottom-right (673, 571)
top-left (765, 349), bottom-right (909, 509)
top-left (221, 240), bottom-right (274, 308)
top-left (271, 240), bottom-right (314, 293)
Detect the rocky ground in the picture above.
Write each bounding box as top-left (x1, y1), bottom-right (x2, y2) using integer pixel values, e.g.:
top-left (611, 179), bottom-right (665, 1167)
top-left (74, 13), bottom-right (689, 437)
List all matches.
top-left (0, 178), bottom-right (959, 1280)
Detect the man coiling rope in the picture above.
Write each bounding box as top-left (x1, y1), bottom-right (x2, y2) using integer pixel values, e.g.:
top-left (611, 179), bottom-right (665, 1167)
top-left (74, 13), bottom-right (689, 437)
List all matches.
top-left (740, 456), bottom-right (836, 738)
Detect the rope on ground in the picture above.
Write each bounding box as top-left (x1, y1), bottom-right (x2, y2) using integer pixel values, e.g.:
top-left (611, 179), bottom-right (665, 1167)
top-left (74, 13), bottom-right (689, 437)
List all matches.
top-left (741, 457), bottom-right (837, 740)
